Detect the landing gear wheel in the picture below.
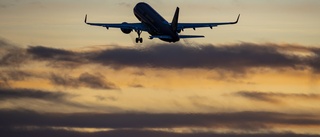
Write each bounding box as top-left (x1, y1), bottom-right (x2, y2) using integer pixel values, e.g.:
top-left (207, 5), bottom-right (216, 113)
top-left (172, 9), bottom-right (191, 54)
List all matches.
top-left (135, 38), bottom-right (143, 43)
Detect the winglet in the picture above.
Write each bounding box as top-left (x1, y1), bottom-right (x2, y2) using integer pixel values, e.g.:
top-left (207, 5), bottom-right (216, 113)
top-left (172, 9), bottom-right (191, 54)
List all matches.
top-left (235, 14), bottom-right (240, 24)
top-left (84, 14), bottom-right (87, 23)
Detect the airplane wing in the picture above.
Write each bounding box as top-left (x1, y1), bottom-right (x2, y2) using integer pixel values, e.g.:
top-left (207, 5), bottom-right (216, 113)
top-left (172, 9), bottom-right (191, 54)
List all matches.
top-left (177, 14), bottom-right (240, 31)
top-left (84, 15), bottom-right (148, 31)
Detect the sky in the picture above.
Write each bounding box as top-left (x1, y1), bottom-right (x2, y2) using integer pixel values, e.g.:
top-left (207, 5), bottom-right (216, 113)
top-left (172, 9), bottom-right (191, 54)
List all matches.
top-left (1, 0), bottom-right (320, 137)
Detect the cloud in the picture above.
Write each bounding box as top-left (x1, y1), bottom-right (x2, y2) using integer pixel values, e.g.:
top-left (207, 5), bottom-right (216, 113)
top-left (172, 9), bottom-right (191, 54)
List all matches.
top-left (78, 72), bottom-right (117, 89)
top-left (0, 39), bottom-right (28, 67)
top-left (0, 63), bottom-right (118, 90)
top-left (49, 73), bottom-right (78, 88)
top-left (0, 87), bottom-right (93, 109)
top-left (0, 70), bottom-right (34, 87)
top-left (49, 72), bottom-right (118, 90)
top-left (1, 110), bottom-right (320, 136)
top-left (25, 43), bottom-right (320, 73)
top-left (235, 91), bottom-right (320, 103)
top-left (1, 110), bottom-right (319, 129)
top-left (0, 49), bottom-right (27, 66)
top-left (0, 70), bottom-right (32, 81)
top-left (88, 43), bottom-right (312, 71)
top-left (0, 88), bottom-right (66, 100)
top-left (27, 46), bottom-right (75, 60)
top-left (27, 45), bottom-right (83, 68)
top-left (0, 43), bottom-right (118, 89)
top-left (1, 127), bottom-right (319, 137)
top-left (2, 38), bottom-right (318, 74)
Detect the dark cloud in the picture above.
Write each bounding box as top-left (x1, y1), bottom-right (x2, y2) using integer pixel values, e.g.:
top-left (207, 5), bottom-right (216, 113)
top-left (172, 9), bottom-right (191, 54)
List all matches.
top-left (1, 110), bottom-right (319, 129)
top-left (0, 88), bottom-right (66, 100)
top-left (0, 50), bottom-right (27, 67)
top-left (50, 72), bottom-right (118, 90)
top-left (2, 34), bottom-right (320, 74)
top-left (235, 91), bottom-right (320, 103)
top-left (78, 72), bottom-right (117, 89)
top-left (89, 43), bottom-right (303, 70)
top-left (27, 46), bottom-right (74, 60)
top-left (0, 41), bottom-right (117, 89)
top-left (25, 43), bottom-right (320, 73)
top-left (1, 127), bottom-right (319, 137)
top-left (0, 70), bottom-right (34, 87)
top-left (0, 39), bottom-right (28, 67)
top-left (0, 88), bottom-right (94, 109)
top-left (50, 73), bottom-right (79, 88)
top-left (0, 70), bottom-right (32, 81)
top-left (27, 45), bottom-right (85, 68)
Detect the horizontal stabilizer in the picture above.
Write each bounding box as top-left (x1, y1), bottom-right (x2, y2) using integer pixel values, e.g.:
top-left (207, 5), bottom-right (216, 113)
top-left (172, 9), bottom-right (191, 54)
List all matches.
top-left (179, 35), bottom-right (204, 39)
top-left (149, 35), bottom-right (172, 39)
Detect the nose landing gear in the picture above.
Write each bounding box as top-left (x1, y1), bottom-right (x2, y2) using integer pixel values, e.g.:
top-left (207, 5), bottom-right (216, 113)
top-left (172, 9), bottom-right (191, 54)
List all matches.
top-left (135, 30), bottom-right (143, 43)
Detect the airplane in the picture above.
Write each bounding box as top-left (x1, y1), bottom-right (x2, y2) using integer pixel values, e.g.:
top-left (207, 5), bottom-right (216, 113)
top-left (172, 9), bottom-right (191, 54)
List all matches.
top-left (85, 2), bottom-right (240, 43)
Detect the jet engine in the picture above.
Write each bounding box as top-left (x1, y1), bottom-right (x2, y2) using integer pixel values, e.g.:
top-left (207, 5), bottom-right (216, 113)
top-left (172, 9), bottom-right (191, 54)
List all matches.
top-left (120, 22), bottom-right (132, 34)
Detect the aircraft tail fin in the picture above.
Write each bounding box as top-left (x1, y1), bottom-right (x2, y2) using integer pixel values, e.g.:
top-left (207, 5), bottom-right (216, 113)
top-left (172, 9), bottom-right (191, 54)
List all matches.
top-left (171, 7), bottom-right (179, 32)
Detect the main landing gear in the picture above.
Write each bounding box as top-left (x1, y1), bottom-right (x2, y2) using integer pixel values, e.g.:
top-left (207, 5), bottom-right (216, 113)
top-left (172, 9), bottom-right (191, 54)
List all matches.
top-left (135, 30), bottom-right (143, 43)
top-left (135, 38), bottom-right (143, 43)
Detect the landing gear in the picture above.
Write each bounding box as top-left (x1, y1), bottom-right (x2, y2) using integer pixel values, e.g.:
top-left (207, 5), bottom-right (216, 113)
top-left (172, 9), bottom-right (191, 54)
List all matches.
top-left (135, 30), bottom-right (143, 43)
top-left (135, 38), bottom-right (143, 43)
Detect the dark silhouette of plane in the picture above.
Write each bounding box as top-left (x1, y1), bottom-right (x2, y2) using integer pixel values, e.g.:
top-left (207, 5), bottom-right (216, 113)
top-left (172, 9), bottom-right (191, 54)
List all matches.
top-left (85, 2), bottom-right (240, 43)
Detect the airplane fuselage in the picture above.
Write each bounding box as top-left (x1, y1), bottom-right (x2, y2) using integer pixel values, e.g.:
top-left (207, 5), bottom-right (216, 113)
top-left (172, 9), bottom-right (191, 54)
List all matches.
top-left (133, 3), bottom-right (180, 42)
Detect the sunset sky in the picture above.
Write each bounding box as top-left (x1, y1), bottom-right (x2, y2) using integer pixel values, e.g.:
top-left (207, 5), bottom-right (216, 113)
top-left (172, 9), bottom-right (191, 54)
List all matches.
top-left (1, 0), bottom-right (320, 137)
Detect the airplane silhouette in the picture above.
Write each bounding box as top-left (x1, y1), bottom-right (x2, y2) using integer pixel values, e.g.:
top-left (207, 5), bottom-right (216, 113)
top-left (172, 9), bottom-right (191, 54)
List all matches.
top-left (85, 2), bottom-right (240, 43)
